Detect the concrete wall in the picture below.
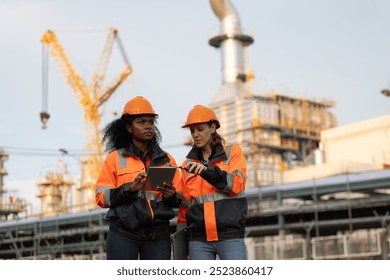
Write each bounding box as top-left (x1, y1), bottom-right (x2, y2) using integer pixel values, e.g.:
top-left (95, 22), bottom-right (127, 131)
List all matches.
top-left (321, 115), bottom-right (390, 166)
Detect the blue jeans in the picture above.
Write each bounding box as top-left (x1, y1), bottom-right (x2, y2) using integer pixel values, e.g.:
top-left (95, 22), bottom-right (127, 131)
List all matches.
top-left (189, 239), bottom-right (247, 260)
top-left (106, 230), bottom-right (171, 260)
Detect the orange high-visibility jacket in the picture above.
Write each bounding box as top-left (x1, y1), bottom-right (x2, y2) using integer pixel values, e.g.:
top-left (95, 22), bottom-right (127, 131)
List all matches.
top-left (178, 144), bottom-right (247, 242)
top-left (96, 143), bottom-right (182, 240)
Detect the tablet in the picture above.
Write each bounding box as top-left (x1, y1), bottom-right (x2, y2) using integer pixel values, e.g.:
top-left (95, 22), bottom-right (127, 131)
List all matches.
top-left (171, 226), bottom-right (188, 260)
top-left (144, 166), bottom-right (176, 190)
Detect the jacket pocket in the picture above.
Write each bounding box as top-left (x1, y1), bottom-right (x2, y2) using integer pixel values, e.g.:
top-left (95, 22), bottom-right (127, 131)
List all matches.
top-left (117, 168), bottom-right (141, 187)
top-left (115, 200), bottom-right (149, 231)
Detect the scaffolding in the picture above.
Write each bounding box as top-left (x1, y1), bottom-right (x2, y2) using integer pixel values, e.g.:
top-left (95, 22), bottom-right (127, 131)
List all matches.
top-left (211, 93), bottom-right (337, 187)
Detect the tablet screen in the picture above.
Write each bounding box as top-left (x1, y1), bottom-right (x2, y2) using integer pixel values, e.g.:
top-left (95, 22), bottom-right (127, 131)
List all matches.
top-left (144, 166), bottom-right (176, 190)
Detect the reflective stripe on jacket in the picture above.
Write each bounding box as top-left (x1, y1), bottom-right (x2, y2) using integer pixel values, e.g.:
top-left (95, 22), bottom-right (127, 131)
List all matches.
top-left (178, 144), bottom-right (248, 242)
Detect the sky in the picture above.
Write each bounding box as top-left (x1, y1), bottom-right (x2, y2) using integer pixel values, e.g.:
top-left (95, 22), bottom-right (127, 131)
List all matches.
top-left (1, 0), bottom-right (390, 213)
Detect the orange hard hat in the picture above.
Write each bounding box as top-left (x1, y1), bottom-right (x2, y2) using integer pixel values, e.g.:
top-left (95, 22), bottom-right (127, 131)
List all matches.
top-left (122, 96), bottom-right (158, 116)
top-left (182, 105), bottom-right (220, 128)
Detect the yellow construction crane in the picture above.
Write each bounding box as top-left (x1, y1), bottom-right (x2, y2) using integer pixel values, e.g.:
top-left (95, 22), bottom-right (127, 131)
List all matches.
top-left (40, 28), bottom-right (132, 211)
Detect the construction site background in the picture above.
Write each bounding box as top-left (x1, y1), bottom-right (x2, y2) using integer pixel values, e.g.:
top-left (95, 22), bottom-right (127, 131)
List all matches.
top-left (0, 0), bottom-right (389, 260)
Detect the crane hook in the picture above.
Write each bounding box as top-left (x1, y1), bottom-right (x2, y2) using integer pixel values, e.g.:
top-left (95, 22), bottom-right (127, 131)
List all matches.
top-left (40, 111), bottom-right (50, 129)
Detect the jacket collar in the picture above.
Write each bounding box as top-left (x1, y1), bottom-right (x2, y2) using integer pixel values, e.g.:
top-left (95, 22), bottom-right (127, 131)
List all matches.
top-left (186, 143), bottom-right (227, 164)
top-left (122, 141), bottom-right (169, 166)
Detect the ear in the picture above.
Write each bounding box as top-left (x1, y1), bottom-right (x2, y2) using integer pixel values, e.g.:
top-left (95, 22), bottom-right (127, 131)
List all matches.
top-left (126, 124), bottom-right (132, 134)
top-left (210, 123), bottom-right (216, 134)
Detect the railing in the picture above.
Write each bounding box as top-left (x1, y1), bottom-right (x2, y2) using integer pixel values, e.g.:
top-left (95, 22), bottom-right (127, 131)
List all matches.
top-left (312, 230), bottom-right (382, 259)
top-left (248, 229), bottom-right (387, 260)
top-left (248, 238), bottom-right (306, 260)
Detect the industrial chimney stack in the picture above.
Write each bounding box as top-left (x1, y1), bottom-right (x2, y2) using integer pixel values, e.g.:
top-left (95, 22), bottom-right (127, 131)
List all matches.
top-left (208, 0), bottom-right (254, 105)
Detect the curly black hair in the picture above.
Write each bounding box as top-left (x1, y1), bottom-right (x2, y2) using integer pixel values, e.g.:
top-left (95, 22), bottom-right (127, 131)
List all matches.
top-left (102, 114), bottom-right (162, 153)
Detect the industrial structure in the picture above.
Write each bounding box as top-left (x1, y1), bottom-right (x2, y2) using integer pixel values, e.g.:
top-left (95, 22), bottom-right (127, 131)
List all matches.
top-left (208, 0), bottom-right (336, 188)
top-left (0, 149), bottom-right (28, 221)
top-left (0, 0), bottom-right (389, 260)
top-left (36, 160), bottom-right (73, 217)
top-left (245, 168), bottom-right (390, 260)
top-left (244, 115), bottom-right (390, 259)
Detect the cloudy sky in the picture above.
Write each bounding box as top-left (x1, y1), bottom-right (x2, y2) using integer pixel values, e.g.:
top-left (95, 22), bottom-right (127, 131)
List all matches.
top-left (1, 0), bottom-right (390, 212)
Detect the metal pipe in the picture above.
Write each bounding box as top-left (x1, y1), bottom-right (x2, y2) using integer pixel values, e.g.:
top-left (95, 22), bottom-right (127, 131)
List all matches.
top-left (210, 0), bottom-right (241, 34)
top-left (209, 0), bottom-right (253, 84)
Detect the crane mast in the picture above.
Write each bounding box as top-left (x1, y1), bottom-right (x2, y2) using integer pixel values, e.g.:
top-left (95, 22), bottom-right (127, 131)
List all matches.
top-left (41, 28), bottom-right (132, 211)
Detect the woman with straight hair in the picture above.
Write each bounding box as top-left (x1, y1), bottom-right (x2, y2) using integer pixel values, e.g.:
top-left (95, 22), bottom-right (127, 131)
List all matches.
top-left (177, 104), bottom-right (248, 260)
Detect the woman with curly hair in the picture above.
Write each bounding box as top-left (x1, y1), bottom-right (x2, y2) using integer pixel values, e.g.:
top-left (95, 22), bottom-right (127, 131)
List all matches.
top-left (96, 96), bottom-right (181, 260)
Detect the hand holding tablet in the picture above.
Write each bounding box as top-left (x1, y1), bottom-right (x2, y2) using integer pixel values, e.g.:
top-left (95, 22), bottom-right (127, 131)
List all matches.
top-left (144, 166), bottom-right (176, 191)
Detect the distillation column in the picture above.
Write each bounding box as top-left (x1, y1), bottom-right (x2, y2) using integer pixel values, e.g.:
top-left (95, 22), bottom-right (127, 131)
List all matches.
top-left (0, 148), bottom-right (8, 211)
top-left (37, 160), bottom-right (73, 216)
